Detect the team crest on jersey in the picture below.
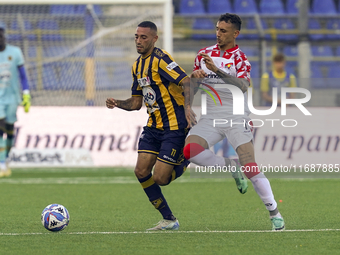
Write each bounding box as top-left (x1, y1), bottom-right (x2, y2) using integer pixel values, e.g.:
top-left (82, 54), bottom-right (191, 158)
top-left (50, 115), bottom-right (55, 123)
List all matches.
top-left (8, 56), bottom-right (11, 61)
top-left (154, 48), bottom-right (164, 57)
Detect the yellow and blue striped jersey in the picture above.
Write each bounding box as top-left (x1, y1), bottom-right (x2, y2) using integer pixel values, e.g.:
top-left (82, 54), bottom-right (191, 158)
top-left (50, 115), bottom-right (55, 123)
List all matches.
top-left (131, 47), bottom-right (188, 131)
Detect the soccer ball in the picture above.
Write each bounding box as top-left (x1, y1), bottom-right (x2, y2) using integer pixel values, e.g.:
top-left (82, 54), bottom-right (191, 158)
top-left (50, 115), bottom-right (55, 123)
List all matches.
top-left (41, 204), bottom-right (70, 232)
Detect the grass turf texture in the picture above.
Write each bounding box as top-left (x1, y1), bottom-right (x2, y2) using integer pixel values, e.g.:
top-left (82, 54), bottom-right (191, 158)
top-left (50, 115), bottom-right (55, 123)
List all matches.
top-left (1, 168), bottom-right (340, 255)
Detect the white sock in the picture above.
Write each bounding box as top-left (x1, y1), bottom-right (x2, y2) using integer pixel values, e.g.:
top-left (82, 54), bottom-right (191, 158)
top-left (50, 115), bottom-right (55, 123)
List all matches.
top-left (249, 172), bottom-right (277, 211)
top-left (190, 149), bottom-right (225, 166)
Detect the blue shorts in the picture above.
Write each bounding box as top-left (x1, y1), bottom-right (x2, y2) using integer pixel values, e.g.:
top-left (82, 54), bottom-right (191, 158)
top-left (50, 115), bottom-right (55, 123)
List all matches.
top-left (138, 126), bottom-right (189, 165)
top-left (0, 103), bottom-right (18, 124)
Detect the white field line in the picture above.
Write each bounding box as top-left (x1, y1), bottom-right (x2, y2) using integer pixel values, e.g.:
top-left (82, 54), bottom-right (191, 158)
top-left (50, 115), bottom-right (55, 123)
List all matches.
top-left (0, 229), bottom-right (340, 236)
top-left (0, 176), bottom-right (338, 184)
top-left (0, 176), bottom-right (230, 184)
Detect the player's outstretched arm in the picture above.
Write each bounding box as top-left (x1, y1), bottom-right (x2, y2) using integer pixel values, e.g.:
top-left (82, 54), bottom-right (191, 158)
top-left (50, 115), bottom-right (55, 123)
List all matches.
top-left (106, 96), bottom-right (143, 111)
top-left (182, 77), bottom-right (197, 128)
top-left (199, 53), bottom-right (249, 93)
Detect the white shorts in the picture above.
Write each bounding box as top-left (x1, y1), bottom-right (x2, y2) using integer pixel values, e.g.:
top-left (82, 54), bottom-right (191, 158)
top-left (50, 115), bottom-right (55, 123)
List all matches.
top-left (188, 116), bottom-right (254, 151)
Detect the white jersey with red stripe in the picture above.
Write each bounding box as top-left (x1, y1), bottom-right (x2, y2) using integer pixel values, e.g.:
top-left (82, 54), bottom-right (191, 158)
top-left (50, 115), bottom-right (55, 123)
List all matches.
top-left (194, 44), bottom-right (251, 118)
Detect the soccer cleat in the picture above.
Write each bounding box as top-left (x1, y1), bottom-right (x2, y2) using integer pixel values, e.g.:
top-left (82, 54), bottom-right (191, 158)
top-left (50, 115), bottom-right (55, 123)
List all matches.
top-left (3, 168), bottom-right (11, 177)
top-left (146, 219), bottom-right (179, 231)
top-left (271, 216), bottom-right (285, 231)
top-left (230, 159), bottom-right (248, 194)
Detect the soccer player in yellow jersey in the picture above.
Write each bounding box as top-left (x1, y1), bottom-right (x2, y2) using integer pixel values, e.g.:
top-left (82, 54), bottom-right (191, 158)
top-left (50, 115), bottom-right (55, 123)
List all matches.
top-left (106, 21), bottom-right (195, 230)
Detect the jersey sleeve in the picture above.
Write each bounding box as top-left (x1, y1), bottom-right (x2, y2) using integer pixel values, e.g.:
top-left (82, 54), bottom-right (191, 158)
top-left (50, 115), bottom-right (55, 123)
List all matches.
top-left (16, 47), bottom-right (25, 66)
top-left (235, 53), bottom-right (251, 82)
top-left (157, 53), bottom-right (188, 86)
top-left (131, 66), bottom-right (143, 96)
top-left (260, 72), bottom-right (269, 92)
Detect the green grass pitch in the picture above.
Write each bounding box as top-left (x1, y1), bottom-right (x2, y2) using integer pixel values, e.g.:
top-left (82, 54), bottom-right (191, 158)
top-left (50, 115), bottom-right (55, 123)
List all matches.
top-left (1, 167), bottom-right (340, 255)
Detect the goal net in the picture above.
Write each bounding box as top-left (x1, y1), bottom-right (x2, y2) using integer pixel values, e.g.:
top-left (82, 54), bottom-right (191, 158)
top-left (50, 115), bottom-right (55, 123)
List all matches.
top-left (0, 1), bottom-right (172, 106)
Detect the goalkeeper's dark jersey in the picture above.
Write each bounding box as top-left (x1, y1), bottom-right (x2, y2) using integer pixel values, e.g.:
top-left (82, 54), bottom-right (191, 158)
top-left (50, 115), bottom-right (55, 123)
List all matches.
top-left (131, 47), bottom-right (188, 131)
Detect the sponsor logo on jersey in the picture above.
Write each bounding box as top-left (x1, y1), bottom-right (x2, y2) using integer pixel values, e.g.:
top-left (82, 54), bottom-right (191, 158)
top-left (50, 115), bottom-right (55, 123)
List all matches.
top-left (138, 76), bottom-right (151, 87)
top-left (166, 62), bottom-right (178, 71)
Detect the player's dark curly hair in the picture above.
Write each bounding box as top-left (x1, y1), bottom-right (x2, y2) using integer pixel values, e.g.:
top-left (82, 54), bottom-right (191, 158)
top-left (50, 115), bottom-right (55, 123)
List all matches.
top-left (138, 21), bottom-right (157, 33)
top-left (218, 13), bottom-right (242, 31)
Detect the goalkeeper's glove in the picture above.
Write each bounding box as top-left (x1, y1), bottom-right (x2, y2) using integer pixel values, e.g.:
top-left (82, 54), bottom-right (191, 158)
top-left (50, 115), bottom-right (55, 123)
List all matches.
top-left (22, 91), bottom-right (31, 113)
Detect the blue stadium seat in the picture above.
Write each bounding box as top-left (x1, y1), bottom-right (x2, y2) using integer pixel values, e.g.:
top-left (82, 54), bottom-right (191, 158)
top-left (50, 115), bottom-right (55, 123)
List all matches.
top-left (240, 46), bottom-right (258, 57)
top-left (249, 61), bottom-right (259, 88)
top-left (326, 19), bottom-right (340, 40)
top-left (286, 0), bottom-right (299, 14)
top-left (234, 0), bottom-right (257, 13)
top-left (336, 46), bottom-right (340, 56)
top-left (74, 5), bottom-right (103, 15)
top-left (43, 62), bottom-right (85, 90)
top-left (310, 63), bottom-right (325, 88)
top-left (309, 19), bottom-right (324, 40)
top-left (312, 0), bottom-right (336, 14)
top-left (311, 46), bottom-right (334, 56)
top-left (327, 64), bottom-right (340, 88)
top-left (50, 5), bottom-right (75, 14)
top-left (8, 20), bottom-right (36, 41)
top-left (283, 45), bottom-right (298, 56)
top-left (192, 18), bottom-right (215, 40)
top-left (27, 46), bottom-right (37, 59)
top-left (96, 62), bottom-right (131, 90)
top-left (208, 0), bottom-right (232, 13)
top-left (180, 0), bottom-right (205, 14)
top-left (286, 61), bottom-right (297, 75)
top-left (273, 18), bottom-right (298, 41)
top-left (259, 0), bottom-right (285, 14)
top-left (239, 18), bottom-right (269, 40)
top-left (37, 20), bottom-right (62, 41)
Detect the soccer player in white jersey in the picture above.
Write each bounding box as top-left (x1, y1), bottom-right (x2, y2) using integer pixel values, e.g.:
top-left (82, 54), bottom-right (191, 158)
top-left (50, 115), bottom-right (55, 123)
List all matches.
top-left (183, 13), bottom-right (285, 231)
top-left (0, 23), bottom-right (31, 177)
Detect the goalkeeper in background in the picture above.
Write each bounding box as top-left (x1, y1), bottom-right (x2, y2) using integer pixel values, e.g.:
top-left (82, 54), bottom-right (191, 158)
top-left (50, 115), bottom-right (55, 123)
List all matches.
top-left (0, 23), bottom-right (31, 177)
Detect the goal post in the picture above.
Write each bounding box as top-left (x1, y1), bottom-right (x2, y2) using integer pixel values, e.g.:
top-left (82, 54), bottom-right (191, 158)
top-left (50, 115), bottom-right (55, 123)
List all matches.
top-left (0, 0), bottom-right (173, 106)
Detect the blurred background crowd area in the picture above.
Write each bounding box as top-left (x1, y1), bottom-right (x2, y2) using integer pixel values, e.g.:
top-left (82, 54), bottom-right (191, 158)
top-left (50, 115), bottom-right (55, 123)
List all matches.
top-left (1, 0), bottom-right (339, 106)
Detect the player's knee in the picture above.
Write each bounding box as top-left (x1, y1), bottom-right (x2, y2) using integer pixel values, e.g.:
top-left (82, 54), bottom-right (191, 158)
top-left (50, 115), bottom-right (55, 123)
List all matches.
top-left (134, 167), bottom-right (150, 179)
top-left (153, 174), bottom-right (169, 186)
top-left (183, 143), bottom-right (205, 160)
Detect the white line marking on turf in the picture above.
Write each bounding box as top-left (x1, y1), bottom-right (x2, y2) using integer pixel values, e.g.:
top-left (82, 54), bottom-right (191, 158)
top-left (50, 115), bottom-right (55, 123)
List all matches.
top-left (1, 229), bottom-right (340, 236)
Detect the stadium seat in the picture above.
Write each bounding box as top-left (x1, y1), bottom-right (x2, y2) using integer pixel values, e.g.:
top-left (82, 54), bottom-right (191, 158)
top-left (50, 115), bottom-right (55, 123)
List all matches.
top-left (239, 18), bottom-right (269, 40)
top-left (309, 19), bottom-right (324, 40)
top-left (74, 5), bottom-right (103, 15)
top-left (336, 46), bottom-right (340, 56)
top-left (273, 18), bottom-right (298, 41)
top-left (286, 61), bottom-right (297, 75)
top-left (283, 45), bottom-right (298, 56)
top-left (327, 64), bottom-right (340, 88)
top-left (312, 0), bottom-right (336, 14)
top-left (179, 0), bottom-right (205, 14)
top-left (96, 62), bottom-right (131, 90)
top-left (310, 63), bottom-right (326, 88)
top-left (286, 0), bottom-right (299, 14)
top-left (208, 0), bottom-right (232, 13)
top-left (192, 18), bottom-right (216, 40)
top-left (234, 0), bottom-right (258, 13)
top-left (259, 0), bottom-right (285, 14)
top-left (311, 46), bottom-right (334, 57)
top-left (37, 20), bottom-right (63, 41)
top-left (326, 19), bottom-right (340, 40)
top-left (250, 61), bottom-right (260, 88)
top-left (240, 46), bottom-right (258, 57)
top-left (50, 5), bottom-right (75, 14)
top-left (8, 20), bottom-right (36, 41)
